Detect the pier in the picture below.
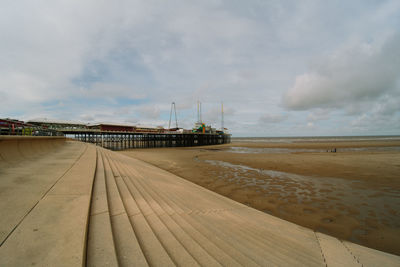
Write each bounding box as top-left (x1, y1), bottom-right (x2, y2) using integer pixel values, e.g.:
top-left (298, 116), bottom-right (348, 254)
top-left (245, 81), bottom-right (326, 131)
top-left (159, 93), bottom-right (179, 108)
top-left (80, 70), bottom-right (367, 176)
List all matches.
top-left (61, 129), bottom-right (231, 150)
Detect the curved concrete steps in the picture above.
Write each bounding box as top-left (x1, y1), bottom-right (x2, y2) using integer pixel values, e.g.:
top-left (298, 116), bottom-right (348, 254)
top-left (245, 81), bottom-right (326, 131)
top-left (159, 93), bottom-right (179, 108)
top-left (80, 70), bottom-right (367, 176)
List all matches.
top-left (0, 139), bottom-right (96, 266)
top-left (0, 137), bottom-right (87, 243)
top-left (1, 138), bottom-right (400, 266)
top-left (0, 136), bottom-right (65, 167)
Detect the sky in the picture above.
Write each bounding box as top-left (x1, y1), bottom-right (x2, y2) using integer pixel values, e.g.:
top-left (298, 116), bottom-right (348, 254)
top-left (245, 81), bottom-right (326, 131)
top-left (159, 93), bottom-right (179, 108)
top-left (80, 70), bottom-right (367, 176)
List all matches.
top-left (1, 0), bottom-right (399, 137)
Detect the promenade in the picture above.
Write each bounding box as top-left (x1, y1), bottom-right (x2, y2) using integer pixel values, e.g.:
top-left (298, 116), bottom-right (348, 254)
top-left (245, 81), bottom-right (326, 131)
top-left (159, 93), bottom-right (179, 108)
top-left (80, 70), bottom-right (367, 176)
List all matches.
top-left (0, 136), bottom-right (399, 266)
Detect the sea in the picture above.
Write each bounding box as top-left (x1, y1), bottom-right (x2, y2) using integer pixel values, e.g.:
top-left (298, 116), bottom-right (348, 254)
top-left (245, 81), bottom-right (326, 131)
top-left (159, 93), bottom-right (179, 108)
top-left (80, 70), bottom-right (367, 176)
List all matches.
top-left (231, 136), bottom-right (400, 143)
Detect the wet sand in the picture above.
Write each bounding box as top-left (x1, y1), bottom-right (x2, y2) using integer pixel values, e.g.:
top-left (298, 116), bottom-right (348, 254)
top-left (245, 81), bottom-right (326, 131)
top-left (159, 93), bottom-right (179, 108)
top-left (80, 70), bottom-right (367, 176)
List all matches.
top-left (120, 139), bottom-right (400, 255)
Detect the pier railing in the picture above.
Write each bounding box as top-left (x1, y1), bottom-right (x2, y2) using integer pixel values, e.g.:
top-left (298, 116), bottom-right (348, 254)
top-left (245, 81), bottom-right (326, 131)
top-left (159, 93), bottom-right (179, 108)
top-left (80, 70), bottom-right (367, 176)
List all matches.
top-left (61, 130), bottom-right (231, 150)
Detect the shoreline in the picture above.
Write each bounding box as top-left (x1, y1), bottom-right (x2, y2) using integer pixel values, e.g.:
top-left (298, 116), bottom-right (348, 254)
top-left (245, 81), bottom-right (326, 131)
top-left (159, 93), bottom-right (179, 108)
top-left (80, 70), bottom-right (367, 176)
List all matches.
top-left (120, 139), bottom-right (400, 255)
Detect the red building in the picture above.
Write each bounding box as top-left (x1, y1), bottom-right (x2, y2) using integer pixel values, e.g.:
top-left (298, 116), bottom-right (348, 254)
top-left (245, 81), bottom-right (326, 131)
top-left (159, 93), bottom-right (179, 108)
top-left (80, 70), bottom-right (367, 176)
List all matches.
top-left (88, 123), bottom-right (164, 133)
top-left (88, 123), bottom-right (137, 132)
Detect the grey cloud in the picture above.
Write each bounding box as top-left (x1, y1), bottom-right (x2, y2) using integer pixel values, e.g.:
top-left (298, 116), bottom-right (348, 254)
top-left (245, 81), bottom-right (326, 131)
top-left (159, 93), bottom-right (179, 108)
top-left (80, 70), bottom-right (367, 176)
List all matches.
top-left (82, 82), bottom-right (147, 100)
top-left (283, 34), bottom-right (400, 111)
top-left (307, 109), bottom-right (331, 122)
top-left (259, 114), bottom-right (288, 124)
top-left (344, 102), bottom-right (372, 116)
top-left (124, 118), bottom-right (139, 124)
top-left (372, 94), bottom-right (400, 116)
top-left (351, 111), bottom-right (400, 134)
top-left (79, 114), bottom-right (95, 122)
top-left (139, 105), bottom-right (161, 120)
top-left (113, 107), bottom-right (133, 116)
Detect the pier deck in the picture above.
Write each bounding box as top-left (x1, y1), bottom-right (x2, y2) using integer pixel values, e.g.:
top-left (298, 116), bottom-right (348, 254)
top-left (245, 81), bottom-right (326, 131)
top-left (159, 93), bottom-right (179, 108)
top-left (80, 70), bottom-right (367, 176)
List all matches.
top-left (61, 129), bottom-right (231, 150)
top-left (0, 136), bottom-right (399, 266)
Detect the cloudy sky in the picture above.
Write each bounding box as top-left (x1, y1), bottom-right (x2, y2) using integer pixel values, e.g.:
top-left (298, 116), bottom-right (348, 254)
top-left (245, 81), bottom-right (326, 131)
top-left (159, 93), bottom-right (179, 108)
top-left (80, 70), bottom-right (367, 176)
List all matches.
top-left (1, 0), bottom-right (399, 136)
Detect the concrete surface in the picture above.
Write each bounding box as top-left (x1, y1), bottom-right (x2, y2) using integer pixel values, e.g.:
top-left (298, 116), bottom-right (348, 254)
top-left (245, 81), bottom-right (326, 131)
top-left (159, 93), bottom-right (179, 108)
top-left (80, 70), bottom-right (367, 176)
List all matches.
top-left (0, 137), bottom-right (399, 266)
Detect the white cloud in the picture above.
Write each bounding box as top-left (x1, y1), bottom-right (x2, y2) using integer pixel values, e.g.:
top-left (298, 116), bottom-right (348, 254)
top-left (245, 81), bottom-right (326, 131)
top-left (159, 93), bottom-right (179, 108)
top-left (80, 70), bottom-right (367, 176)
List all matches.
top-left (283, 33), bottom-right (400, 111)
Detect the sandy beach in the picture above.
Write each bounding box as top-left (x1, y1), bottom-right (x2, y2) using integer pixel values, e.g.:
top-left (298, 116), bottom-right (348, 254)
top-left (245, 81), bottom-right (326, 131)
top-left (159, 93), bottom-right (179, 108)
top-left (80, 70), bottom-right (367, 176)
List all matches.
top-left (120, 137), bottom-right (400, 255)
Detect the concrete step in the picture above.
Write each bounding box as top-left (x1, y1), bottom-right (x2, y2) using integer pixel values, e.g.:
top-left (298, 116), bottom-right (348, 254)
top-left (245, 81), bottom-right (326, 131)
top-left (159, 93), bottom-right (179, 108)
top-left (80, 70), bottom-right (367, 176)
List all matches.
top-left (231, 208), bottom-right (327, 264)
top-left (316, 232), bottom-right (360, 267)
top-left (113, 155), bottom-right (243, 266)
top-left (109, 152), bottom-right (198, 266)
top-left (342, 239), bottom-right (400, 267)
top-left (127, 165), bottom-right (239, 267)
top-left (103, 150), bottom-right (174, 267)
top-left (119, 159), bottom-right (222, 267)
top-left (135, 174), bottom-right (243, 266)
top-left (86, 150), bottom-right (119, 267)
top-left (214, 209), bottom-right (323, 265)
top-left (102, 150), bottom-right (148, 267)
top-left (118, 156), bottom-right (257, 267)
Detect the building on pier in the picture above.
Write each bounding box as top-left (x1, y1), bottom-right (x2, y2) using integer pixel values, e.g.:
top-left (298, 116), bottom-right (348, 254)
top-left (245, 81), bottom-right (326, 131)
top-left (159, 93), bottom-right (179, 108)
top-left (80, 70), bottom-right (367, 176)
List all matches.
top-left (88, 123), bottom-right (136, 132)
top-left (28, 118), bottom-right (87, 130)
top-left (87, 123), bottom-right (165, 133)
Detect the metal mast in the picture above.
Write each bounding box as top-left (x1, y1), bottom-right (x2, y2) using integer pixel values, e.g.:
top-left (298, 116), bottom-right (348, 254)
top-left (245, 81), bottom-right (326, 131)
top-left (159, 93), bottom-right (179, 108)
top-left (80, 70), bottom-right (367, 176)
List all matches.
top-left (169, 102), bottom-right (178, 129)
top-left (197, 101), bottom-right (200, 123)
top-left (221, 101), bottom-right (224, 131)
top-left (200, 101), bottom-right (202, 123)
top-left (197, 100), bottom-right (203, 123)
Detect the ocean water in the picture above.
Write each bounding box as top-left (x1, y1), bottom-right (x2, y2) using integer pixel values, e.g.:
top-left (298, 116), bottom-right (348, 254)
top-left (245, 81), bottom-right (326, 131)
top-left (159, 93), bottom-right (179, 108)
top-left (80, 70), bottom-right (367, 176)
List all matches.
top-left (226, 146), bottom-right (400, 154)
top-left (232, 135), bottom-right (400, 143)
top-left (227, 136), bottom-right (400, 154)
